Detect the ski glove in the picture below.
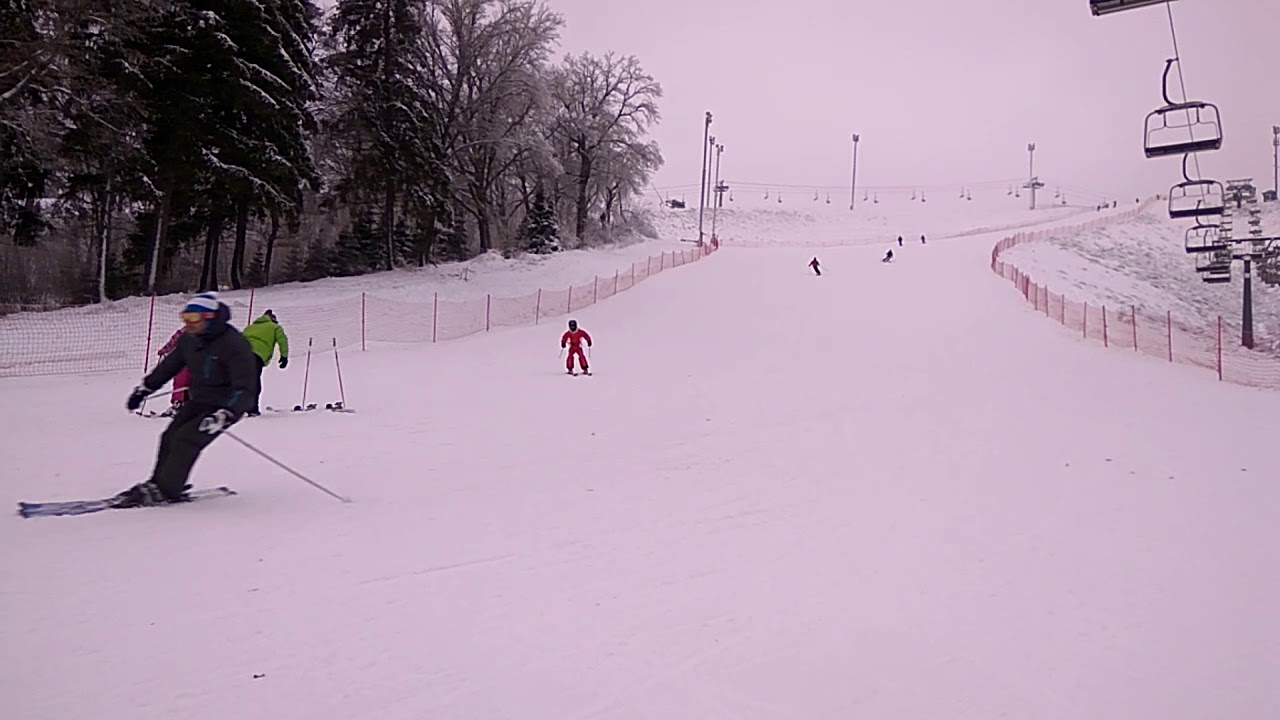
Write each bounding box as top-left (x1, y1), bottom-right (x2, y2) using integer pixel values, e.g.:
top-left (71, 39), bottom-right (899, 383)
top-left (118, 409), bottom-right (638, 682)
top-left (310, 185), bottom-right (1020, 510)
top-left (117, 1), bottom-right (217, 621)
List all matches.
top-left (126, 383), bottom-right (151, 411)
top-left (279, 356), bottom-right (288, 369)
top-left (198, 408), bottom-right (238, 435)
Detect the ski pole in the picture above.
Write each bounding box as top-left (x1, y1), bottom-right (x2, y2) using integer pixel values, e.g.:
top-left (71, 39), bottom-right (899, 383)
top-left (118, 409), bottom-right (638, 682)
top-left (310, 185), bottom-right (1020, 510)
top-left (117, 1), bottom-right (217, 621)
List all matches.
top-left (224, 430), bottom-right (351, 503)
top-left (331, 337), bottom-right (347, 407)
top-left (300, 337), bottom-right (313, 409)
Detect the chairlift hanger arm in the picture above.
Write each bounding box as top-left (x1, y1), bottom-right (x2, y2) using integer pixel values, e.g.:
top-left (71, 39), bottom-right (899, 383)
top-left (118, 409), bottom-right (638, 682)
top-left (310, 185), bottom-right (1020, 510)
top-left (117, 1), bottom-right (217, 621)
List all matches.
top-left (1089, 0), bottom-right (1176, 17)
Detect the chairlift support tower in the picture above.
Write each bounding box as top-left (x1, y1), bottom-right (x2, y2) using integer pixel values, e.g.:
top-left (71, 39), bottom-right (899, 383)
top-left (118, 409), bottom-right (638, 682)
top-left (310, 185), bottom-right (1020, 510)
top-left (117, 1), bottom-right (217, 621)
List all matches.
top-left (1023, 143), bottom-right (1044, 210)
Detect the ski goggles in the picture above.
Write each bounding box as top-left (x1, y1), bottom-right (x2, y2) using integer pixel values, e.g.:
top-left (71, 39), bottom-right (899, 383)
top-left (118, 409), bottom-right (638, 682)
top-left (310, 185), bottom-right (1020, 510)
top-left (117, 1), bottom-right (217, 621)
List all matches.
top-left (181, 311), bottom-right (213, 325)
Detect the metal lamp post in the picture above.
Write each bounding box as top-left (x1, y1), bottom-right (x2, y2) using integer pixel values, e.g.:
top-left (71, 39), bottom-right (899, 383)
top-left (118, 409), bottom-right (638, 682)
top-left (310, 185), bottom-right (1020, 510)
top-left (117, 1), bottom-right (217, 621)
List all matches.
top-left (697, 112), bottom-right (712, 244)
top-left (1272, 125), bottom-right (1279, 199)
top-left (710, 144), bottom-right (724, 242)
top-left (849, 133), bottom-right (860, 210)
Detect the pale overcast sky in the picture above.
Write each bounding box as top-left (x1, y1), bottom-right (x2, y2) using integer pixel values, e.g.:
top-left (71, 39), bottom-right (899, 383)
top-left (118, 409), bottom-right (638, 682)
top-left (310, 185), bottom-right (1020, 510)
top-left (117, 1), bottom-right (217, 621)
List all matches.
top-left (548, 0), bottom-right (1279, 200)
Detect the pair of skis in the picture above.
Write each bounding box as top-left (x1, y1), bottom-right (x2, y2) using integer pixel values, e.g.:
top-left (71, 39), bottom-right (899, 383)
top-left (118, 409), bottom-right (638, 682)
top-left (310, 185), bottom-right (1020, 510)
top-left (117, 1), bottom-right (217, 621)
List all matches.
top-left (263, 401), bottom-right (355, 414)
top-left (18, 486), bottom-right (238, 518)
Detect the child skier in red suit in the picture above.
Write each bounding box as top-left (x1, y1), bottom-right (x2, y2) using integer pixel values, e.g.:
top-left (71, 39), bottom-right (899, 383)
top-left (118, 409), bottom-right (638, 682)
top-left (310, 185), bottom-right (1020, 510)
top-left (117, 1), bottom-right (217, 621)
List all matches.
top-left (561, 319), bottom-right (592, 375)
top-left (156, 326), bottom-right (191, 415)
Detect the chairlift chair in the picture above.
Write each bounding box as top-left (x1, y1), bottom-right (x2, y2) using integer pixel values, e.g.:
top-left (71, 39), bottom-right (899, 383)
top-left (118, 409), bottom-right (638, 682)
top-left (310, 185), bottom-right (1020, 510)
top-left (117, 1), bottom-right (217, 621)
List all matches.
top-left (1195, 248), bottom-right (1232, 274)
top-left (1200, 269), bottom-right (1231, 284)
top-left (1184, 224), bottom-right (1226, 254)
top-left (1144, 59), bottom-right (1223, 158)
top-left (1258, 258), bottom-right (1280, 286)
top-left (1169, 161), bottom-right (1226, 219)
top-left (1090, 0), bottom-right (1176, 16)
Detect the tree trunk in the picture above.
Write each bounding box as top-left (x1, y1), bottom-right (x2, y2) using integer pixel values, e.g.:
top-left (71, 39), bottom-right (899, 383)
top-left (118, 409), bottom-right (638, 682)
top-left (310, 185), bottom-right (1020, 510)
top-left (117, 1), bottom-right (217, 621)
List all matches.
top-left (230, 200), bottom-right (249, 289)
top-left (263, 209), bottom-right (279, 285)
top-left (383, 183), bottom-right (396, 271)
top-left (96, 172), bottom-right (113, 303)
top-left (574, 144), bottom-right (592, 241)
top-left (200, 209), bottom-right (225, 292)
top-left (604, 184), bottom-right (617, 226)
top-left (146, 183), bottom-right (172, 294)
top-left (476, 210), bottom-right (491, 253)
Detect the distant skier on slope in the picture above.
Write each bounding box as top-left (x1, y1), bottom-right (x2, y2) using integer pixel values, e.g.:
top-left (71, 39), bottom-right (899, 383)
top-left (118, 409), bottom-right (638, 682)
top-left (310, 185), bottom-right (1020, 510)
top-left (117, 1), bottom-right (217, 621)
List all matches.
top-left (897, 235), bottom-right (903, 247)
top-left (117, 292), bottom-right (258, 507)
top-left (809, 257), bottom-right (822, 276)
top-left (883, 249), bottom-right (894, 263)
top-left (921, 234), bottom-right (927, 244)
top-left (561, 319), bottom-right (593, 375)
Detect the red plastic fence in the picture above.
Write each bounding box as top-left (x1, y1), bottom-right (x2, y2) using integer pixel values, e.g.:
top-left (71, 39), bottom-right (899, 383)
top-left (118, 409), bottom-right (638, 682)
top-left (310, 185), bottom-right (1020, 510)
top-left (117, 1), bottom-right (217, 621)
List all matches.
top-left (0, 245), bottom-right (716, 378)
top-left (991, 209), bottom-right (1280, 391)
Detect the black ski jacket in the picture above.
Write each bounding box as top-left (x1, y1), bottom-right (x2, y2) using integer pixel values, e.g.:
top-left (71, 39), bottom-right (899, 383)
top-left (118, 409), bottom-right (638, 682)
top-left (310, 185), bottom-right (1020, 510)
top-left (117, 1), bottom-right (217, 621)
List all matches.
top-left (144, 319), bottom-right (258, 415)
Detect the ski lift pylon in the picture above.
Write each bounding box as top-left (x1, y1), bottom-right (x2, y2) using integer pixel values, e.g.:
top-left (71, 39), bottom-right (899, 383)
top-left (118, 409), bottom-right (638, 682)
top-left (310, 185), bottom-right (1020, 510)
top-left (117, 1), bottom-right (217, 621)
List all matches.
top-left (1145, 59), bottom-right (1223, 158)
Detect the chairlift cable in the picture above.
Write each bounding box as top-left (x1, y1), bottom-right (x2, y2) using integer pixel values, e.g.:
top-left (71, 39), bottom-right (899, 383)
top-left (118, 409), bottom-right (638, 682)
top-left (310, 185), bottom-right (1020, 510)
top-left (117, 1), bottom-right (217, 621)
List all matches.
top-left (1165, 2), bottom-right (1204, 181)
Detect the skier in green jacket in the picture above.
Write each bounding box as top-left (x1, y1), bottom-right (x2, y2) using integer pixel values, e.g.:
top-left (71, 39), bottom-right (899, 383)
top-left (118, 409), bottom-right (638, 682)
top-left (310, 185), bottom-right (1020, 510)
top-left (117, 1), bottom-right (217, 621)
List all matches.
top-left (241, 309), bottom-right (289, 416)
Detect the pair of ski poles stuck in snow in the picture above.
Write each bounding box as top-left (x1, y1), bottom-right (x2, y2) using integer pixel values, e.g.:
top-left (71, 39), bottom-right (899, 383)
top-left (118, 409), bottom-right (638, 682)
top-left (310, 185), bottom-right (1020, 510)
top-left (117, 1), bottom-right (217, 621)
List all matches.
top-left (295, 337), bottom-right (349, 412)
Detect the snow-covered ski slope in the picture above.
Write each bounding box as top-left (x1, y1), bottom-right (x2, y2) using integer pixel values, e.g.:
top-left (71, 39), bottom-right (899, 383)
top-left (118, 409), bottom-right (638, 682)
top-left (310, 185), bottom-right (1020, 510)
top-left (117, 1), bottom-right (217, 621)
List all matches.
top-left (1001, 201), bottom-right (1280, 353)
top-left (3, 207), bottom-right (1278, 720)
top-left (651, 186), bottom-right (1100, 247)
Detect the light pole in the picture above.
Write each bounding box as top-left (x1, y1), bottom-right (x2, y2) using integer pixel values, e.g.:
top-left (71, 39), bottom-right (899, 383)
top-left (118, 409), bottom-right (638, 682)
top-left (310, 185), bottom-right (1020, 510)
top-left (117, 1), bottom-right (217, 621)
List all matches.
top-left (1272, 125), bottom-right (1279, 199)
top-left (706, 135), bottom-right (716, 209)
top-left (849, 133), bottom-right (860, 210)
top-left (710, 144), bottom-right (724, 241)
top-left (697, 112), bottom-right (712, 244)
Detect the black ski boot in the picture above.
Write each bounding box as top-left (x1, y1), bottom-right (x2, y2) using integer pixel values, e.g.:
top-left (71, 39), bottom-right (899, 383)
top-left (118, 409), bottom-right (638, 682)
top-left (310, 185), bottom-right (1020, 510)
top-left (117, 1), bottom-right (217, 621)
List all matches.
top-left (111, 481), bottom-right (190, 508)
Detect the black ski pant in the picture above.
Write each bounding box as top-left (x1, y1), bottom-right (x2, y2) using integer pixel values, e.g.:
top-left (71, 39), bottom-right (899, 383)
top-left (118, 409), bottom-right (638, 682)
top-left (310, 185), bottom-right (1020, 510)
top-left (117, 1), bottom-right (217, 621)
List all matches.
top-left (250, 356), bottom-right (265, 413)
top-left (148, 402), bottom-right (225, 499)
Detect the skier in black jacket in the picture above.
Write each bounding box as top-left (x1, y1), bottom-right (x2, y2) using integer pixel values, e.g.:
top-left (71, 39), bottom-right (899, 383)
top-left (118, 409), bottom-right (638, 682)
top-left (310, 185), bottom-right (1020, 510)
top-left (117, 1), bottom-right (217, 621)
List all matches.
top-left (116, 292), bottom-right (258, 507)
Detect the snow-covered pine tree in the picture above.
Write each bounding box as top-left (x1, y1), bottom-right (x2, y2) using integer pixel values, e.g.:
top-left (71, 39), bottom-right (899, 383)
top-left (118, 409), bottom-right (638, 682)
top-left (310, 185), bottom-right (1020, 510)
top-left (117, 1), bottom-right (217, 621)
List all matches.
top-left (326, 0), bottom-right (450, 272)
top-left (331, 207), bottom-right (382, 275)
top-left (518, 185), bottom-right (561, 254)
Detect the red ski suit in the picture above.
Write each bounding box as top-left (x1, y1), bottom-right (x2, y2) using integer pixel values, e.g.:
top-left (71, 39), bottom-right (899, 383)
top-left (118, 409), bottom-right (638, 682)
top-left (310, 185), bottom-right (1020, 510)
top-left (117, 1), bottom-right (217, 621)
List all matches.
top-left (157, 328), bottom-right (190, 404)
top-left (561, 328), bottom-right (592, 371)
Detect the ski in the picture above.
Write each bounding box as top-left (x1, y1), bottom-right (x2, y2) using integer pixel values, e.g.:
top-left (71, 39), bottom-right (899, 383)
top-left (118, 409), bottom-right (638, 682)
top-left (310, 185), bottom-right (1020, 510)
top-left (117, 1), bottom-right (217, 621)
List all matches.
top-left (262, 404), bottom-right (317, 413)
top-left (17, 486), bottom-right (237, 519)
top-left (324, 402), bottom-right (355, 413)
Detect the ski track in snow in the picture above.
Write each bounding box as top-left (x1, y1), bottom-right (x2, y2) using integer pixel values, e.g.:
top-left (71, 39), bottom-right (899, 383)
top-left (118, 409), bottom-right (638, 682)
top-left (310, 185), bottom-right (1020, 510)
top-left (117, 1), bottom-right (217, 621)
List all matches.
top-left (1, 197), bottom-right (1277, 720)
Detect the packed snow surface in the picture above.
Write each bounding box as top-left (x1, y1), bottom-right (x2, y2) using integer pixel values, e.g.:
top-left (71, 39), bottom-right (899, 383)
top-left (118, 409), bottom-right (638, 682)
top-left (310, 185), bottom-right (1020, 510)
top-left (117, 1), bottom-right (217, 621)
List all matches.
top-left (2, 203), bottom-right (1277, 720)
top-left (1002, 202), bottom-right (1280, 349)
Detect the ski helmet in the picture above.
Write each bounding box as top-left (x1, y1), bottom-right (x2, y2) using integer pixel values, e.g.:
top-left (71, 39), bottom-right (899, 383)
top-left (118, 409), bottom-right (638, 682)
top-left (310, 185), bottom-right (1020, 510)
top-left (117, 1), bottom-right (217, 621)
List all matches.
top-left (567, 319), bottom-right (578, 330)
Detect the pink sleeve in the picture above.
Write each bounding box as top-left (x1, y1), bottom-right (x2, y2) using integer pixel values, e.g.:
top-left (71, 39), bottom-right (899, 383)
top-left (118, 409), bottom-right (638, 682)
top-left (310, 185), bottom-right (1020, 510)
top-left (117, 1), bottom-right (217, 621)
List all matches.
top-left (158, 329), bottom-right (183, 355)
